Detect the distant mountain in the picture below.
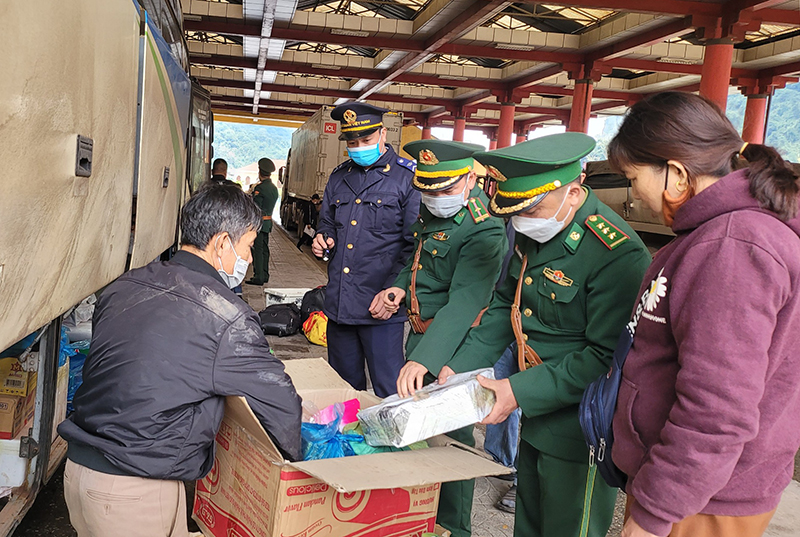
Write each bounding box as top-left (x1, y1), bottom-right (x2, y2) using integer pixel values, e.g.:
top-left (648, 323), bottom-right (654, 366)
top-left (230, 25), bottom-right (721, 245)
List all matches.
top-left (212, 121), bottom-right (295, 169)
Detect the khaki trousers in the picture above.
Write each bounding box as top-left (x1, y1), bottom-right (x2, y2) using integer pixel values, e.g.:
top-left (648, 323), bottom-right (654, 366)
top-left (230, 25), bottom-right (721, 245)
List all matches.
top-left (625, 494), bottom-right (775, 537)
top-left (64, 459), bottom-right (188, 537)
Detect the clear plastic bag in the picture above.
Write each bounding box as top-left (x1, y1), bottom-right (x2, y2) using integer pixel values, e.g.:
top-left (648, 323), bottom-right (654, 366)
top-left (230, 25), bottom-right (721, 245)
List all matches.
top-left (358, 368), bottom-right (496, 448)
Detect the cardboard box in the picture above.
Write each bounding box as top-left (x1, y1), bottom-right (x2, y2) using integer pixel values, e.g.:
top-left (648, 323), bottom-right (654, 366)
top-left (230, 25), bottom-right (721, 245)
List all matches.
top-left (51, 362), bottom-right (69, 441)
top-left (0, 370), bottom-right (37, 440)
top-left (194, 358), bottom-right (510, 537)
top-left (0, 357), bottom-right (31, 396)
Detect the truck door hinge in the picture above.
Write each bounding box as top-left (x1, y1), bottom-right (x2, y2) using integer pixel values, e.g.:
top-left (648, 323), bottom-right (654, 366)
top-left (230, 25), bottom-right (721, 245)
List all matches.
top-left (20, 430), bottom-right (39, 459)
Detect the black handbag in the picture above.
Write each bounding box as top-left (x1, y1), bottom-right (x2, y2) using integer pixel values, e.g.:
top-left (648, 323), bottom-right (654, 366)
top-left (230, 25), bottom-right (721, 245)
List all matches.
top-left (258, 304), bottom-right (302, 337)
top-left (300, 286), bottom-right (326, 323)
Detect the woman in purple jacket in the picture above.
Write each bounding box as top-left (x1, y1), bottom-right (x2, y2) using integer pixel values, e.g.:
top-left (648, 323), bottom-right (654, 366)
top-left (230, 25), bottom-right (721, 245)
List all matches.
top-left (607, 92), bottom-right (800, 537)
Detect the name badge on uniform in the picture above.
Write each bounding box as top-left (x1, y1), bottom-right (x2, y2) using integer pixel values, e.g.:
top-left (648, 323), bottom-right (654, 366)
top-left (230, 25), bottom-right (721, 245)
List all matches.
top-left (543, 267), bottom-right (573, 287)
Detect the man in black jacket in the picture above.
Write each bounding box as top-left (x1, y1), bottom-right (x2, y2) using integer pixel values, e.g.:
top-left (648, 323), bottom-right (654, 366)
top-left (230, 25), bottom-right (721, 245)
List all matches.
top-left (58, 184), bottom-right (302, 537)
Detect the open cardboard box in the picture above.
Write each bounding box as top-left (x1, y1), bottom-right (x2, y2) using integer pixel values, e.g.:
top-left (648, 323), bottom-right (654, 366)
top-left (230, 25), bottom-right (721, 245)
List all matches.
top-left (193, 358), bottom-right (510, 537)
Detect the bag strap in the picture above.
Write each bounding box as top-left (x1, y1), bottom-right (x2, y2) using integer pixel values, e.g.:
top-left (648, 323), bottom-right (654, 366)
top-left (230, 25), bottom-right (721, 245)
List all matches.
top-left (511, 254), bottom-right (543, 371)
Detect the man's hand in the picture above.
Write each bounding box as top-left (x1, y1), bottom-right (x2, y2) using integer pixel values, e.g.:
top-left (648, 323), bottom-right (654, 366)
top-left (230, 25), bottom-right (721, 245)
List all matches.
top-left (312, 234), bottom-right (334, 258)
top-left (621, 518), bottom-right (660, 537)
top-left (382, 287), bottom-right (405, 314)
top-left (438, 365), bottom-right (456, 385)
top-left (396, 361), bottom-right (429, 397)
top-left (478, 376), bottom-right (519, 425)
top-left (368, 292), bottom-right (392, 320)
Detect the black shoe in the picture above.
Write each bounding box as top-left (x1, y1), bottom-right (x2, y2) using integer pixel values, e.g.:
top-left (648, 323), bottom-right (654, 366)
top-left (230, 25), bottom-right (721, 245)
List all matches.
top-left (495, 471), bottom-right (517, 482)
top-left (297, 244), bottom-right (303, 251)
top-left (245, 279), bottom-right (264, 286)
top-left (495, 484), bottom-right (516, 514)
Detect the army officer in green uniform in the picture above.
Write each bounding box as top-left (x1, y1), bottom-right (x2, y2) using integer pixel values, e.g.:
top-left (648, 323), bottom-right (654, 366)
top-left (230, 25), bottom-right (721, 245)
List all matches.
top-left (371, 140), bottom-right (508, 537)
top-left (246, 158), bottom-right (280, 286)
top-left (439, 133), bottom-right (651, 537)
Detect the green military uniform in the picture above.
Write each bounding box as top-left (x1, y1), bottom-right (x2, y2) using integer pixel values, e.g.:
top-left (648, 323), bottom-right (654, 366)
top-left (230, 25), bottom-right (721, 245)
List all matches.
top-left (249, 158), bottom-right (280, 285)
top-left (392, 140), bottom-right (508, 537)
top-left (446, 134), bottom-right (652, 537)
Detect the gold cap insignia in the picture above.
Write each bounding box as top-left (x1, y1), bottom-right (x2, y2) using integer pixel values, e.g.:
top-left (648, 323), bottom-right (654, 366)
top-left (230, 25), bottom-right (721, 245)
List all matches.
top-left (419, 149), bottom-right (439, 165)
top-left (343, 109), bottom-right (357, 125)
top-left (486, 165), bottom-right (508, 182)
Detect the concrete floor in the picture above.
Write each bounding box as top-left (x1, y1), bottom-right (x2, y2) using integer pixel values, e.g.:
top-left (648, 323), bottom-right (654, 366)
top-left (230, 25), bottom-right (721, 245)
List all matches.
top-left (12, 226), bottom-right (800, 536)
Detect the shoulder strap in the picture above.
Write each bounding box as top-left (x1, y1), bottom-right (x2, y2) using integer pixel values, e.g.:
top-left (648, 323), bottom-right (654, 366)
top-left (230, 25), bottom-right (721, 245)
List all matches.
top-left (511, 255), bottom-right (543, 371)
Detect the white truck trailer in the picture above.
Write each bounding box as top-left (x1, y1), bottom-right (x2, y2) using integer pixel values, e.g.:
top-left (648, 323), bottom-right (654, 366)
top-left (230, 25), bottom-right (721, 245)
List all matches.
top-left (281, 107), bottom-right (404, 230)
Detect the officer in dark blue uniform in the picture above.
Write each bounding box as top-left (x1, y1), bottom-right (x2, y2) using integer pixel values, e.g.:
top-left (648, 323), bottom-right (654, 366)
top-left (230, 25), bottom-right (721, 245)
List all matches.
top-left (312, 102), bottom-right (420, 398)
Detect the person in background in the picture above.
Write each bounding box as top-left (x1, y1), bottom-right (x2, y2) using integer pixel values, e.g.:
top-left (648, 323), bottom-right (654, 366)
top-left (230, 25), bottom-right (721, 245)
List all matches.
top-left (440, 133), bottom-right (651, 537)
top-left (296, 193), bottom-right (321, 251)
top-left (246, 158), bottom-right (279, 286)
top-left (373, 140), bottom-right (508, 537)
top-left (211, 158), bottom-right (228, 183)
top-left (607, 92), bottom-right (800, 537)
top-left (58, 184), bottom-right (302, 537)
top-left (312, 102), bottom-right (420, 398)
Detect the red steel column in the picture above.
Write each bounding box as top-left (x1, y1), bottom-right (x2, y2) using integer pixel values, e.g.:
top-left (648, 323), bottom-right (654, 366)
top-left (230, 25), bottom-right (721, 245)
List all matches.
top-left (699, 41), bottom-right (734, 111)
top-left (422, 125), bottom-right (433, 140)
top-left (453, 116), bottom-right (466, 142)
top-left (497, 103), bottom-right (516, 148)
top-left (568, 80), bottom-right (593, 133)
top-left (742, 94), bottom-right (769, 144)
top-left (489, 136), bottom-right (498, 150)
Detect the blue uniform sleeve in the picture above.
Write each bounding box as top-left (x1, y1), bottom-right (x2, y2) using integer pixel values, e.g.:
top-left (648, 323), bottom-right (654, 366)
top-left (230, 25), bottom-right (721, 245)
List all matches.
top-left (383, 178), bottom-right (420, 289)
top-left (315, 178), bottom-right (337, 243)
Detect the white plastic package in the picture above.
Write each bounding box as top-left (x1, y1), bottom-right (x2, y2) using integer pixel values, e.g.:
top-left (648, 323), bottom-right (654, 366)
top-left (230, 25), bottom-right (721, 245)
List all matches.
top-left (358, 368), bottom-right (496, 448)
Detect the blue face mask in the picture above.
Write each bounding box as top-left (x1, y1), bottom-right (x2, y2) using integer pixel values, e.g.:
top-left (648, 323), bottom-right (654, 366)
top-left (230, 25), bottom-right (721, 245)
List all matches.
top-left (348, 143), bottom-right (381, 167)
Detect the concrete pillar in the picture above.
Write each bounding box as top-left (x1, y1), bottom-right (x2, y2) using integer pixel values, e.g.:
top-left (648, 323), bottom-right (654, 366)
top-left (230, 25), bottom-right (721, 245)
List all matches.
top-left (422, 125), bottom-right (433, 140)
top-left (497, 103), bottom-right (516, 148)
top-left (453, 117), bottom-right (466, 142)
top-left (742, 94), bottom-right (769, 144)
top-left (699, 41), bottom-right (734, 111)
top-left (568, 80), bottom-right (593, 133)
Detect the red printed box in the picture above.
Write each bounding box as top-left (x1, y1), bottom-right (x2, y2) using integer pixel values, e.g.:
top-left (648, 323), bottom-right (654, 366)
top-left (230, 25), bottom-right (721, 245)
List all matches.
top-left (193, 359), bottom-right (508, 537)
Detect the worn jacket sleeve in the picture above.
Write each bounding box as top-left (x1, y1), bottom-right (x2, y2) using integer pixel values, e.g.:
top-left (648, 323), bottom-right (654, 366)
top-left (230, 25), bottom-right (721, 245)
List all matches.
top-left (383, 184), bottom-right (421, 289)
top-left (264, 184), bottom-right (280, 215)
top-left (508, 246), bottom-right (649, 418)
top-left (444, 259), bottom-right (518, 373)
top-left (628, 238), bottom-right (787, 537)
top-left (212, 312), bottom-right (303, 461)
top-left (315, 180), bottom-right (337, 241)
top-left (409, 225), bottom-right (508, 375)
top-left (392, 254), bottom-right (413, 295)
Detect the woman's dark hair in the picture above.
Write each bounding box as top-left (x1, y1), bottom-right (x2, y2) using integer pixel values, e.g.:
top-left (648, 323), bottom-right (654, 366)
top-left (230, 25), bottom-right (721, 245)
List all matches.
top-left (180, 183), bottom-right (262, 249)
top-left (608, 91), bottom-right (799, 220)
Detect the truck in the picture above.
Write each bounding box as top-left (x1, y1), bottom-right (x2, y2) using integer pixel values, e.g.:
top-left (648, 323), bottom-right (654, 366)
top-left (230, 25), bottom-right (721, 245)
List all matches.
top-left (0, 0), bottom-right (212, 532)
top-left (280, 107), bottom-right (405, 231)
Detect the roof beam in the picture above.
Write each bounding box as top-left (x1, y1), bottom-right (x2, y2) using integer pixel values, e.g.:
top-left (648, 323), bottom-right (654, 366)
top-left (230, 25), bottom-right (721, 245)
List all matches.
top-left (437, 43), bottom-right (581, 63)
top-left (358, 0), bottom-right (511, 100)
top-left (586, 16), bottom-right (696, 64)
top-left (608, 57), bottom-right (753, 78)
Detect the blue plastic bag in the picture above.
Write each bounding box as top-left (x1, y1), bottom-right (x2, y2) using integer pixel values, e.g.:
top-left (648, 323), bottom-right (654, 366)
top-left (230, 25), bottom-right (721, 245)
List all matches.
top-left (300, 409), bottom-right (366, 461)
top-left (66, 341), bottom-right (90, 413)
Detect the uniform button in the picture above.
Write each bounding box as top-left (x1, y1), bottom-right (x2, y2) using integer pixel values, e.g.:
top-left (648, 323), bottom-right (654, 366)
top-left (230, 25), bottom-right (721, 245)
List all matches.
top-left (418, 264), bottom-right (423, 270)
top-left (351, 220), bottom-right (357, 226)
top-left (432, 249), bottom-right (438, 255)
top-left (377, 199), bottom-right (382, 204)
top-left (524, 276), bottom-right (533, 285)
top-left (336, 199), bottom-right (340, 203)
top-left (523, 308), bottom-right (532, 317)
top-left (347, 244), bottom-right (353, 249)
top-left (343, 267), bottom-right (350, 274)
top-left (523, 334), bottom-right (529, 341)
top-left (551, 293), bottom-right (556, 300)
top-left (413, 232), bottom-right (418, 237)
top-left (355, 198), bottom-right (362, 204)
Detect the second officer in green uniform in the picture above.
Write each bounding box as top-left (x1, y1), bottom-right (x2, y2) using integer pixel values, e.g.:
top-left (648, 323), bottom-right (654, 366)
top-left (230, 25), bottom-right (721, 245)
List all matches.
top-left (440, 133), bottom-right (651, 537)
top-left (371, 140), bottom-right (508, 537)
top-left (247, 158), bottom-right (280, 286)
